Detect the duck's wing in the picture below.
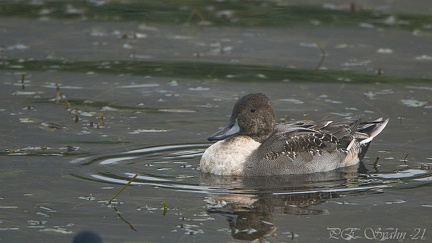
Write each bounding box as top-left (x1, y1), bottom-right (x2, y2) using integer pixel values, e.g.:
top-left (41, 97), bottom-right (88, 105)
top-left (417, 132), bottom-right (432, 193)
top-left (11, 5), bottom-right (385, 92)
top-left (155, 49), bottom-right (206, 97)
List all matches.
top-left (275, 117), bottom-right (362, 140)
top-left (261, 125), bottom-right (341, 162)
top-left (313, 117), bottom-right (389, 147)
top-left (261, 118), bottom-right (366, 161)
top-left (313, 117), bottom-right (362, 140)
top-left (261, 117), bottom-right (388, 162)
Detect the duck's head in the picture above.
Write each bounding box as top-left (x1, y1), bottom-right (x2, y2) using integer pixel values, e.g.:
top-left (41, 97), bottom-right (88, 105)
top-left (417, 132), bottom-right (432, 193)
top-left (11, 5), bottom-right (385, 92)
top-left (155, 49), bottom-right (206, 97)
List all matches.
top-left (208, 93), bottom-right (276, 143)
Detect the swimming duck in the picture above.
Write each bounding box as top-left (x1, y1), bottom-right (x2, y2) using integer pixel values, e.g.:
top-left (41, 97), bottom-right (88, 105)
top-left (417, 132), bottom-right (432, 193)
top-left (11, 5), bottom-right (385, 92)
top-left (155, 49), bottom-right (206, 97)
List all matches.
top-left (200, 93), bottom-right (389, 176)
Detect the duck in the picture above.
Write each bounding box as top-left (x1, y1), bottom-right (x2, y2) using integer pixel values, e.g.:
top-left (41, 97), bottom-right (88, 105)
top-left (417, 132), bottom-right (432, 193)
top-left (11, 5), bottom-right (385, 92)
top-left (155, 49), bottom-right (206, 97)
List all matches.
top-left (200, 93), bottom-right (389, 176)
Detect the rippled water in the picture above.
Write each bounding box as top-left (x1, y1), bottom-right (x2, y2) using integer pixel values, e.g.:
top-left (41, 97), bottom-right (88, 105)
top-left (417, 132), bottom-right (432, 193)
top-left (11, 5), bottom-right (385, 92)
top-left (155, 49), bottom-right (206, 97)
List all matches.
top-left (1, 0), bottom-right (432, 242)
top-left (2, 81), bottom-right (432, 243)
top-left (68, 142), bottom-right (431, 194)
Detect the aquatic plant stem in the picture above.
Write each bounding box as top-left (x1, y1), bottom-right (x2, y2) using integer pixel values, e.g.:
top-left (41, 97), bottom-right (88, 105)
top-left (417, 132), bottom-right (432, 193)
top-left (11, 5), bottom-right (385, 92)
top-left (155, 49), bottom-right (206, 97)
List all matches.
top-left (108, 173), bottom-right (138, 205)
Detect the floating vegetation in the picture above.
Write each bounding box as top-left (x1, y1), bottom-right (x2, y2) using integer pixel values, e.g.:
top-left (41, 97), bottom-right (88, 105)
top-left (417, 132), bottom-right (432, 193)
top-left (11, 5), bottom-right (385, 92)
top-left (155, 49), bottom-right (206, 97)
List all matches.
top-left (1, 1), bottom-right (432, 32)
top-left (39, 228), bottom-right (73, 234)
top-left (3, 144), bottom-right (87, 156)
top-left (401, 99), bottom-right (429, 108)
top-left (40, 122), bottom-right (64, 130)
top-left (104, 174), bottom-right (140, 231)
top-left (420, 163), bottom-right (432, 170)
top-left (162, 202), bottom-right (168, 216)
top-left (20, 74), bottom-right (25, 90)
top-left (108, 173), bottom-right (138, 205)
top-left (111, 205), bottom-right (137, 232)
top-left (128, 129), bottom-right (170, 134)
top-left (2, 59), bottom-right (430, 84)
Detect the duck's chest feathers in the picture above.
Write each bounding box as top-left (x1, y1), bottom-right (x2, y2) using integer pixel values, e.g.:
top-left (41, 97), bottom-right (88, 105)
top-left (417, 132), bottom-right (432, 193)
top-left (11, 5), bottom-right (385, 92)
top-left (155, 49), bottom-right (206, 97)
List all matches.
top-left (200, 136), bottom-right (260, 175)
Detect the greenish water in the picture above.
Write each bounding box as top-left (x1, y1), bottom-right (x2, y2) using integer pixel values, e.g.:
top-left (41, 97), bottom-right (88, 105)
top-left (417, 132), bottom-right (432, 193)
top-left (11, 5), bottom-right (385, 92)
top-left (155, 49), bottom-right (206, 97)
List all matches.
top-left (1, 1), bottom-right (431, 242)
top-left (2, 0), bottom-right (432, 30)
top-left (2, 59), bottom-right (429, 83)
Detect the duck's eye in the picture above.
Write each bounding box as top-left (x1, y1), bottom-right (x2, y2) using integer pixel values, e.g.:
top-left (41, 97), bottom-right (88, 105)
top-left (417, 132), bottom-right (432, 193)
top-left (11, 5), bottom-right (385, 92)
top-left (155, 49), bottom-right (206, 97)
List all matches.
top-left (250, 108), bottom-right (256, 113)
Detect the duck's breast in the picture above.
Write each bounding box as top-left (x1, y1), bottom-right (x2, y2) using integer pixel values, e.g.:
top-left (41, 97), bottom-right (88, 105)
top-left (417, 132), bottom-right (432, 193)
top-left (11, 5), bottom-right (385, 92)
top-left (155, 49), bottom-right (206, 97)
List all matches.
top-left (200, 136), bottom-right (260, 176)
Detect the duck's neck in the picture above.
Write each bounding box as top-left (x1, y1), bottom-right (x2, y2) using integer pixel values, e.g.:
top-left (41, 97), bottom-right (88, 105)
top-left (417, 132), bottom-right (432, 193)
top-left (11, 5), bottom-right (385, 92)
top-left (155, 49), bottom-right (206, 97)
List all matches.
top-left (248, 124), bottom-right (275, 143)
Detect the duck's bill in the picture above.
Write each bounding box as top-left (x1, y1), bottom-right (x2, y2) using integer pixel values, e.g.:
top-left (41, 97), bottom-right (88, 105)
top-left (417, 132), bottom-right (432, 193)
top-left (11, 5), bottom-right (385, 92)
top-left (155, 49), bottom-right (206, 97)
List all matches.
top-left (207, 119), bottom-right (240, 141)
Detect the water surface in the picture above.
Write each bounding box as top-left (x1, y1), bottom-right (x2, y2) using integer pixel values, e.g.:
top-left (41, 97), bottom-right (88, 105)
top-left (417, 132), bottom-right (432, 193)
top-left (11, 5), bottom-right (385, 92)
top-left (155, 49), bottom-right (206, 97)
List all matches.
top-left (1, 1), bottom-right (432, 242)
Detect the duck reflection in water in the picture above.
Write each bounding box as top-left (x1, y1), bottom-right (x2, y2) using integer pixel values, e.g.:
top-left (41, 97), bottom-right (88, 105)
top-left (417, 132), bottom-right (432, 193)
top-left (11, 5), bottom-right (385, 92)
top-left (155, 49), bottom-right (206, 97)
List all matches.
top-left (201, 160), bottom-right (379, 240)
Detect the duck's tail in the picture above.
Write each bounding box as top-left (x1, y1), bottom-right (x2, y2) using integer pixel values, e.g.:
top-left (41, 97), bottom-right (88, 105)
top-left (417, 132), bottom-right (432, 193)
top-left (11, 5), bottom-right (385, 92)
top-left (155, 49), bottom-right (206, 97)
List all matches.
top-left (353, 117), bottom-right (389, 160)
top-left (357, 117), bottom-right (389, 144)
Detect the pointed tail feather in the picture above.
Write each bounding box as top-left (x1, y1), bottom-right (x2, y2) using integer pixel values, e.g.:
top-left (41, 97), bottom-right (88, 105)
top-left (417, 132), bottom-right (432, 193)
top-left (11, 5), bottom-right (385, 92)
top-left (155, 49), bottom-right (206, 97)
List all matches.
top-left (357, 117), bottom-right (389, 145)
